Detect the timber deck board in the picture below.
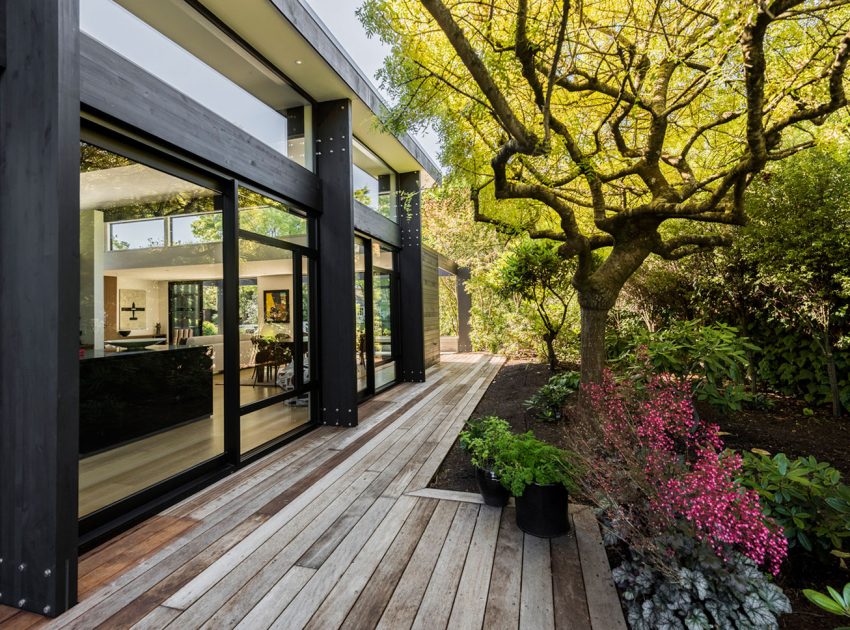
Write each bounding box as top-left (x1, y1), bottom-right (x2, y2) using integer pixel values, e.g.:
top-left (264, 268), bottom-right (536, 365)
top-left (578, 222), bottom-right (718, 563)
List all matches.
top-left (0, 353), bottom-right (626, 630)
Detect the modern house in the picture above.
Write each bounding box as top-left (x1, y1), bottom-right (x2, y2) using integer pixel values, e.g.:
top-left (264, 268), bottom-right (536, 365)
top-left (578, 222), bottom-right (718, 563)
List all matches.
top-left (0, 0), bottom-right (458, 617)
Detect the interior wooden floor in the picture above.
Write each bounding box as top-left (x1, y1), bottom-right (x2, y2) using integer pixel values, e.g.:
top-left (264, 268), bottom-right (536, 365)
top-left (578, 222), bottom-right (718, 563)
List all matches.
top-left (79, 370), bottom-right (310, 516)
top-left (2, 354), bottom-right (626, 630)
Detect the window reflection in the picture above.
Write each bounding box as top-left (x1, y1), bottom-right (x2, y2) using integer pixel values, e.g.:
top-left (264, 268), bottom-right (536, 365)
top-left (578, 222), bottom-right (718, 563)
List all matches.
top-left (238, 187), bottom-right (313, 453)
top-left (353, 139), bottom-right (397, 222)
top-left (79, 141), bottom-right (224, 517)
top-left (374, 244), bottom-right (396, 389)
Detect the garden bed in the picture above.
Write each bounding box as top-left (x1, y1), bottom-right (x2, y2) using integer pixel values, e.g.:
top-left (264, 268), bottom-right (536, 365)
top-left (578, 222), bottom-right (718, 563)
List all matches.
top-left (430, 358), bottom-right (850, 630)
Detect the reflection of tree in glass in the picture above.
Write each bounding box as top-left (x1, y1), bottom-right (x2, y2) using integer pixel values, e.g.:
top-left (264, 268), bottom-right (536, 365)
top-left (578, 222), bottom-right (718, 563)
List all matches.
top-left (239, 285), bottom-right (258, 327)
top-left (354, 187), bottom-right (372, 208)
top-left (81, 142), bottom-right (216, 222)
top-left (202, 284), bottom-right (220, 333)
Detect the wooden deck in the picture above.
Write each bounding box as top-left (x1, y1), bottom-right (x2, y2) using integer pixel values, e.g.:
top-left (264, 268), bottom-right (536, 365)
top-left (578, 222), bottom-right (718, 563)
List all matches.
top-left (1, 353), bottom-right (626, 630)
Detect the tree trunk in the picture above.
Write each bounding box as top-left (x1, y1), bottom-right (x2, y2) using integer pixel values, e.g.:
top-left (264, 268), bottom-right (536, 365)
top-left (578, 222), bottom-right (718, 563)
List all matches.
top-left (824, 332), bottom-right (843, 418)
top-left (580, 306), bottom-right (609, 384)
top-left (544, 334), bottom-right (558, 372)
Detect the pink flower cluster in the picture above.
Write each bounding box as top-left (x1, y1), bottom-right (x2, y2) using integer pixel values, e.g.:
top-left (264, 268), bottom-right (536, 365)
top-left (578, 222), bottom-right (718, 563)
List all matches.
top-left (657, 449), bottom-right (787, 574)
top-left (585, 373), bottom-right (787, 574)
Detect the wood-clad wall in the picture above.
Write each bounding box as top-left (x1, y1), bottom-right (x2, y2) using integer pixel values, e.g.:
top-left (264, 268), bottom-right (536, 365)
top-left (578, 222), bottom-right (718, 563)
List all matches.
top-left (422, 248), bottom-right (440, 369)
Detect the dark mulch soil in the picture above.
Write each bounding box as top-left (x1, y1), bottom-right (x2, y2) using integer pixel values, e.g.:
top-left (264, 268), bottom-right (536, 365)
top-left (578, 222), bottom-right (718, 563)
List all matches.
top-left (430, 358), bottom-right (850, 630)
top-left (429, 359), bottom-right (560, 493)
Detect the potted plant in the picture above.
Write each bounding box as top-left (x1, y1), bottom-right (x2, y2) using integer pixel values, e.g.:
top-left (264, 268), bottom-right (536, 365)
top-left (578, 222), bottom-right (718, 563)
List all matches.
top-left (491, 432), bottom-right (579, 537)
top-left (459, 416), bottom-right (513, 507)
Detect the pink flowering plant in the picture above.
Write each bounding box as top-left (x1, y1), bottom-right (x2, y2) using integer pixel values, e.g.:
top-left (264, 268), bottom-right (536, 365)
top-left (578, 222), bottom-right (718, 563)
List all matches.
top-left (574, 372), bottom-right (791, 628)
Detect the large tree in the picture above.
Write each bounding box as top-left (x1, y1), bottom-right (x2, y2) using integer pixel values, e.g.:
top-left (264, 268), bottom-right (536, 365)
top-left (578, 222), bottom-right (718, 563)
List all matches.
top-left (360, 0), bottom-right (850, 383)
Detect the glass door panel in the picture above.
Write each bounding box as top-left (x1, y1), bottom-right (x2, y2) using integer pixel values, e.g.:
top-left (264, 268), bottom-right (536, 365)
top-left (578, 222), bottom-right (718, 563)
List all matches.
top-left (354, 238), bottom-right (369, 395)
top-left (237, 186), bottom-right (313, 455)
top-left (373, 243), bottom-right (396, 390)
top-left (302, 256), bottom-right (313, 385)
top-left (238, 238), bottom-right (295, 407)
top-left (78, 141), bottom-right (225, 518)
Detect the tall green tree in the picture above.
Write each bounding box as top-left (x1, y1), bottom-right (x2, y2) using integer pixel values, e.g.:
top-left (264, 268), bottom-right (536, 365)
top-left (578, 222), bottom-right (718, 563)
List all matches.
top-left (360, 0), bottom-right (850, 385)
top-left (494, 240), bottom-right (577, 370)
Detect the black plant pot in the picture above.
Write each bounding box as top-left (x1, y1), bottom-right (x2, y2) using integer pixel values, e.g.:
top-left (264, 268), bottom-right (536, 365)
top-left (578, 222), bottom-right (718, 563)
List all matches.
top-left (515, 483), bottom-right (570, 538)
top-left (475, 467), bottom-right (510, 507)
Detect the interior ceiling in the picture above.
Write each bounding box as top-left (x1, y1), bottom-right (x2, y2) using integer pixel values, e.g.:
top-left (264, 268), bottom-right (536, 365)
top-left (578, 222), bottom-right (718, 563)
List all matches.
top-left (81, 165), bottom-right (213, 210)
top-left (108, 258), bottom-right (294, 281)
top-left (115, 0), bottom-right (430, 177)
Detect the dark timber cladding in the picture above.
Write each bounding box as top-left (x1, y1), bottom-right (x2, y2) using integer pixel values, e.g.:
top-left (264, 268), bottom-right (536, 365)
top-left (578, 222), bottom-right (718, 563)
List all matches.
top-left (354, 200), bottom-right (401, 248)
top-left (398, 172), bottom-right (427, 381)
top-left (422, 248), bottom-right (441, 368)
top-left (0, 0), bottom-right (80, 618)
top-left (316, 99), bottom-right (359, 426)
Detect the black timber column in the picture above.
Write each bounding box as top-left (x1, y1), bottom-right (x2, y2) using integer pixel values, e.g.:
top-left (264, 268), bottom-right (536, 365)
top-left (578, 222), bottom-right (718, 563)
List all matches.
top-left (398, 172), bottom-right (426, 382)
top-left (315, 100), bottom-right (358, 426)
top-left (0, 0), bottom-right (80, 617)
top-left (457, 267), bottom-right (473, 353)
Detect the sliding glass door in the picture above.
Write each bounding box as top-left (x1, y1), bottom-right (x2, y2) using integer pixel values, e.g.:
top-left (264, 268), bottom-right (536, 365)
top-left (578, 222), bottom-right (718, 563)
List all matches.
top-left (78, 131), bottom-right (318, 536)
top-left (354, 236), bottom-right (399, 399)
top-left (237, 186), bottom-right (314, 456)
top-left (79, 140), bottom-right (226, 520)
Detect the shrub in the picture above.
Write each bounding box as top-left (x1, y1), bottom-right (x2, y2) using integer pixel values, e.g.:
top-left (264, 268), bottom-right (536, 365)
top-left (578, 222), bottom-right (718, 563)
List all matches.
top-left (614, 533), bottom-right (791, 630)
top-left (573, 374), bottom-right (790, 629)
top-left (490, 432), bottom-right (579, 497)
top-left (201, 320), bottom-right (219, 336)
top-left (458, 416), bottom-right (512, 469)
top-left (756, 323), bottom-right (850, 414)
top-left (613, 320), bottom-right (759, 412)
top-left (524, 370), bottom-right (580, 421)
top-left (738, 450), bottom-right (850, 554)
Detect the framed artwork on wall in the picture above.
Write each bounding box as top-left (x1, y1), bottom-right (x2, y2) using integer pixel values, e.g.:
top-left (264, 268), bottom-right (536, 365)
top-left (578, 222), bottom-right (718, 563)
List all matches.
top-left (264, 289), bottom-right (290, 323)
top-left (119, 289), bottom-right (147, 330)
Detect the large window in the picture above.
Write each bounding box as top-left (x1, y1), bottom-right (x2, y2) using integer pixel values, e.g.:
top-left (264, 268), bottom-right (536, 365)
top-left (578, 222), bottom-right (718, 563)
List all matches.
top-left (80, 0), bottom-right (314, 169)
top-left (78, 139), bottom-right (318, 527)
top-left (353, 139), bottom-right (397, 221)
top-left (79, 141), bottom-right (225, 518)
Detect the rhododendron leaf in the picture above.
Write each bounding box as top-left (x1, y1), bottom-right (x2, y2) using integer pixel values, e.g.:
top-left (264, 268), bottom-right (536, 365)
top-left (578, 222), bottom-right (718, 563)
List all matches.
top-left (798, 531), bottom-right (813, 551)
top-left (826, 497), bottom-right (850, 512)
top-left (827, 586), bottom-right (846, 607)
top-left (804, 589), bottom-right (846, 615)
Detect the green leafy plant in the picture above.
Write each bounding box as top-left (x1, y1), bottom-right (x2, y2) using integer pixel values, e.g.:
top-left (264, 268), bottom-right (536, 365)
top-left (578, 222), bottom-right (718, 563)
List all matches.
top-left (201, 320), bottom-right (219, 336)
top-left (458, 416), bottom-right (512, 470)
top-left (616, 320), bottom-right (760, 412)
top-left (614, 533), bottom-right (791, 630)
top-left (739, 451), bottom-right (850, 555)
top-left (803, 583), bottom-right (850, 629)
top-left (524, 370), bottom-right (580, 421)
top-left (489, 432), bottom-right (579, 497)
top-left (492, 240), bottom-right (577, 371)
